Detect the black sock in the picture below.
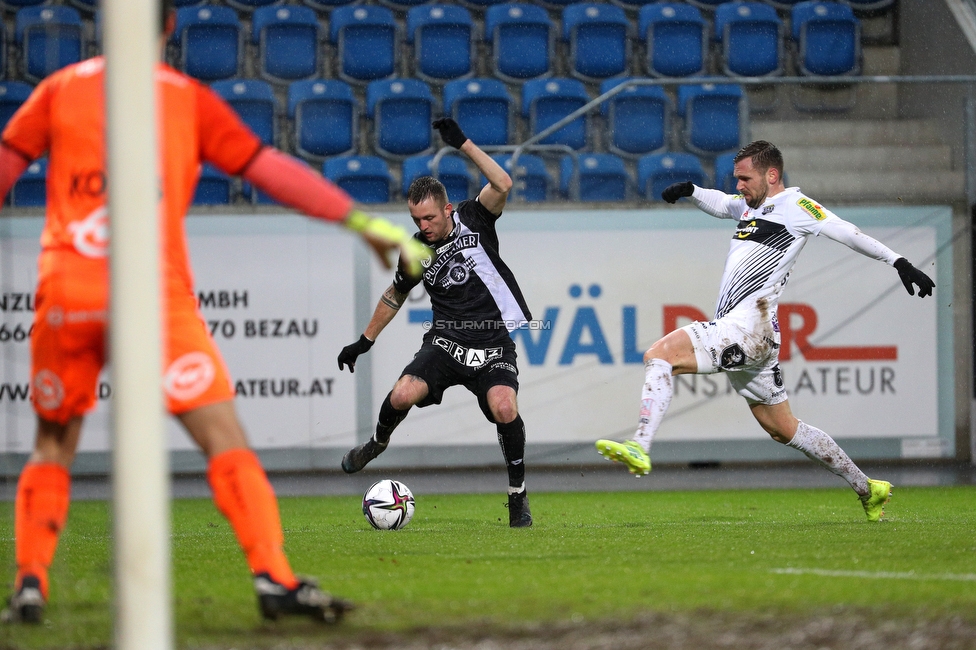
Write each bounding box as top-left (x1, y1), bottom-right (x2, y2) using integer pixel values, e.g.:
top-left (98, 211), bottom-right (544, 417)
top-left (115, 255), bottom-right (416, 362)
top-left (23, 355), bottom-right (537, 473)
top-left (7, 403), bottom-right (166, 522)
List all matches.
top-left (496, 415), bottom-right (526, 490)
top-left (375, 392), bottom-right (409, 444)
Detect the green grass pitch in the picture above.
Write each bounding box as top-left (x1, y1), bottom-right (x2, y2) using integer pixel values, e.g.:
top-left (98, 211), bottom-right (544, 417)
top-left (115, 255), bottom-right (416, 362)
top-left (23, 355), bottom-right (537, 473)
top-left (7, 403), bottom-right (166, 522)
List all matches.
top-left (1, 485), bottom-right (974, 648)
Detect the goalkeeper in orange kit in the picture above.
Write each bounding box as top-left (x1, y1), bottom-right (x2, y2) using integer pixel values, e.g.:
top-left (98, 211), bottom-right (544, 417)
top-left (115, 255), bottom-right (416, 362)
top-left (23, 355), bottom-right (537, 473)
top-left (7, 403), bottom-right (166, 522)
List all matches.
top-left (0, 0), bottom-right (427, 625)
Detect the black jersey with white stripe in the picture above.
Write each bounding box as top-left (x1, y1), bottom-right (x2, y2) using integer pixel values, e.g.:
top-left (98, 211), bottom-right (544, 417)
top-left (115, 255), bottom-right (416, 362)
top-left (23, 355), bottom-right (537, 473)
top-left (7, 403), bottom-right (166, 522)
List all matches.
top-left (393, 199), bottom-right (531, 346)
top-left (689, 186), bottom-right (837, 320)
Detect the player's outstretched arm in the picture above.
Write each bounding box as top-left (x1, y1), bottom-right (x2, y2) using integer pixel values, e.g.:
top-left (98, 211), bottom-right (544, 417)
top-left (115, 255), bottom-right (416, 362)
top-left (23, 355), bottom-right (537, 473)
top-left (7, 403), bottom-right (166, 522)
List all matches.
top-left (337, 284), bottom-right (408, 372)
top-left (818, 217), bottom-right (934, 298)
top-left (432, 117), bottom-right (512, 216)
top-left (662, 181), bottom-right (738, 219)
top-left (241, 147), bottom-right (428, 277)
top-left (0, 144), bottom-right (31, 205)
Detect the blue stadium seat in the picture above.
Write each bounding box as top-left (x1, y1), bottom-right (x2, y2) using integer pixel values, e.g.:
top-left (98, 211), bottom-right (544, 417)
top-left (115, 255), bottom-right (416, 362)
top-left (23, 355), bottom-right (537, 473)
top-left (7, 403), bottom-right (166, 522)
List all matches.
top-left (406, 5), bottom-right (474, 83)
top-left (562, 3), bottom-right (630, 81)
top-left (714, 151), bottom-right (737, 194)
top-left (323, 155), bottom-right (392, 203)
top-left (522, 78), bottom-right (590, 150)
top-left (0, 82), bottom-right (32, 131)
top-left (560, 153), bottom-right (628, 201)
top-left (15, 6), bottom-right (83, 83)
top-left (490, 153), bottom-right (548, 202)
top-left (600, 77), bottom-right (669, 158)
top-left (288, 79), bottom-right (356, 158)
top-left (225, 0), bottom-right (282, 11)
top-left (193, 163), bottom-right (233, 205)
top-left (715, 2), bottom-right (783, 77)
top-left (639, 3), bottom-right (706, 78)
top-left (484, 4), bottom-right (554, 82)
top-left (251, 5), bottom-right (320, 82)
top-left (10, 158), bottom-right (47, 207)
top-left (329, 5), bottom-right (398, 84)
top-left (173, 0), bottom-right (209, 6)
top-left (792, 1), bottom-right (861, 76)
top-left (443, 78), bottom-right (512, 146)
top-left (402, 153), bottom-right (473, 202)
top-left (212, 79), bottom-right (277, 146)
top-left (366, 79), bottom-right (434, 158)
top-left (637, 153), bottom-right (705, 201)
top-left (172, 6), bottom-right (241, 81)
top-left (677, 83), bottom-right (745, 155)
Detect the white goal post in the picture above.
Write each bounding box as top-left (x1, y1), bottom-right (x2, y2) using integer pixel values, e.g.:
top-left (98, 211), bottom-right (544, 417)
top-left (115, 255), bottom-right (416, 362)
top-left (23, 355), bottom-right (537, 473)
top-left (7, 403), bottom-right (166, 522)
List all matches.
top-left (103, 1), bottom-right (171, 649)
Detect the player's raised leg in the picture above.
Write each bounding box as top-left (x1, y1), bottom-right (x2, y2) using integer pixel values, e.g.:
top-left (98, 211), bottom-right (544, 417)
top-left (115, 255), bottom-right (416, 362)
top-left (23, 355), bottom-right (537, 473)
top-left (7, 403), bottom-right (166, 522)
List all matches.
top-left (485, 385), bottom-right (531, 528)
top-left (342, 374), bottom-right (426, 474)
top-left (596, 328), bottom-right (698, 475)
top-left (180, 401), bottom-right (352, 621)
top-left (751, 401), bottom-right (892, 521)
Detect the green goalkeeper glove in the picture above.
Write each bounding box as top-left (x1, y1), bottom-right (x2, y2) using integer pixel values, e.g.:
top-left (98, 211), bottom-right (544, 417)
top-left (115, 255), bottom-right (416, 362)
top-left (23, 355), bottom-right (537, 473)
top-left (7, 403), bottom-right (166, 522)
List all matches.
top-left (345, 210), bottom-right (429, 278)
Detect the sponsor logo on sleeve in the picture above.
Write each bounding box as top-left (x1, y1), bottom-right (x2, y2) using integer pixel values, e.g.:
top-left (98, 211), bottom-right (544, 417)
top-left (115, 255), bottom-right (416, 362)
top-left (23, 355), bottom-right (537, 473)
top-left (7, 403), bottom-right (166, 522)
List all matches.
top-left (796, 198), bottom-right (825, 221)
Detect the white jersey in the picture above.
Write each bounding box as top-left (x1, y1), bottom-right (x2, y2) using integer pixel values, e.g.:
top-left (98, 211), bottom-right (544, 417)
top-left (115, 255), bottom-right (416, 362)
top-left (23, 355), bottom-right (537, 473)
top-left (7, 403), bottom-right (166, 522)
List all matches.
top-left (690, 186), bottom-right (837, 321)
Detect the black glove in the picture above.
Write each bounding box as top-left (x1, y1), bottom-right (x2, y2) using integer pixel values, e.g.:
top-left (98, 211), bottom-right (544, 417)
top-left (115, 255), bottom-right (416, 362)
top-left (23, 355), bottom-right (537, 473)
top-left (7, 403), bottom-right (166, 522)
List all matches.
top-left (337, 334), bottom-right (374, 373)
top-left (893, 257), bottom-right (935, 298)
top-left (432, 117), bottom-right (468, 149)
top-left (661, 181), bottom-right (694, 204)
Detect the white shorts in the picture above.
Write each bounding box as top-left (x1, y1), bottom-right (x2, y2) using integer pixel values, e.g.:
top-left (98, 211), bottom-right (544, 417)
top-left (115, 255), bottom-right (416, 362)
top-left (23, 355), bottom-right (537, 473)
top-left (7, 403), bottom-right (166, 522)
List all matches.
top-left (680, 314), bottom-right (787, 405)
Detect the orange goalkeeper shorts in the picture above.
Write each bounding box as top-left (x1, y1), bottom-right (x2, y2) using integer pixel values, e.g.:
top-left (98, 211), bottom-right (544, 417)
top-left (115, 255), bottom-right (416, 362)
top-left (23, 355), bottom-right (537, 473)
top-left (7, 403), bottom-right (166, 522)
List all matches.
top-left (30, 252), bottom-right (235, 424)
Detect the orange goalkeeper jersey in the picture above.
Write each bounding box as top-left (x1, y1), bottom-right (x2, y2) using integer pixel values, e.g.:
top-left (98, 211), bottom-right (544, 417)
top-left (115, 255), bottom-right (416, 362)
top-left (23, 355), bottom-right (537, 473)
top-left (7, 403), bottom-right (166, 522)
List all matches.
top-left (1, 57), bottom-right (262, 296)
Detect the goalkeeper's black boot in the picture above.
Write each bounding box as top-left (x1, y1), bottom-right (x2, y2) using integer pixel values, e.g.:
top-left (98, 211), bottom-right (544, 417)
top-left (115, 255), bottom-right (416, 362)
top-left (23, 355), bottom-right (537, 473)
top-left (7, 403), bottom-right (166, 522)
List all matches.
top-left (506, 490), bottom-right (533, 528)
top-left (254, 573), bottom-right (354, 623)
top-left (1, 575), bottom-right (44, 624)
top-left (341, 437), bottom-right (388, 474)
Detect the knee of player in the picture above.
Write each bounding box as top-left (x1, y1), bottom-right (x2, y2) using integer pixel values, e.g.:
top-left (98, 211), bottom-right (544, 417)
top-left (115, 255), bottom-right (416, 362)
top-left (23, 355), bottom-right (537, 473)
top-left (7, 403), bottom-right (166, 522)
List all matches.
top-left (492, 402), bottom-right (518, 424)
top-left (390, 377), bottom-right (425, 409)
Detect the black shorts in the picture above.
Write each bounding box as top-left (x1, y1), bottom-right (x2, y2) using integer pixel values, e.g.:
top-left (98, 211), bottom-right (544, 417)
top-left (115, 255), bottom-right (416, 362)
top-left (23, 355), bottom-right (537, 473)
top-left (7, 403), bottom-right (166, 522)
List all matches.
top-left (401, 333), bottom-right (519, 422)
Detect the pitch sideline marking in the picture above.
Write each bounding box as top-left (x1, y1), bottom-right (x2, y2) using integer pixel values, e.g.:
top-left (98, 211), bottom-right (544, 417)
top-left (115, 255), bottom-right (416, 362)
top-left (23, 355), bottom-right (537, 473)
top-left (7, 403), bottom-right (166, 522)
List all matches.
top-left (771, 568), bottom-right (976, 582)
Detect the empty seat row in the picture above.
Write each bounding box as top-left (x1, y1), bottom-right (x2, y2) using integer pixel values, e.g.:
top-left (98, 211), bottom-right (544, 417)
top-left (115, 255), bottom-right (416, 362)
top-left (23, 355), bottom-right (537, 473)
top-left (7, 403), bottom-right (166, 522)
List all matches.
top-left (2, 149), bottom-right (771, 207)
top-left (195, 151), bottom-right (737, 205)
top-left (0, 0), bottom-right (891, 14)
top-left (1, 2), bottom-right (866, 90)
top-left (166, 2), bottom-right (862, 84)
top-left (212, 76), bottom-right (747, 161)
top-left (200, 150), bottom-right (748, 204)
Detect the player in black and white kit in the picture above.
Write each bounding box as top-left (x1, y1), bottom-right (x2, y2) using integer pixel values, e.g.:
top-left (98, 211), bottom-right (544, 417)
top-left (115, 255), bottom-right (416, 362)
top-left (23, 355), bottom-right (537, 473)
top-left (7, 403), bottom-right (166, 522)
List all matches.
top-left (596, 141), bottom-right (935, 522)
top-left (336, 118), bottom-right (534, 527)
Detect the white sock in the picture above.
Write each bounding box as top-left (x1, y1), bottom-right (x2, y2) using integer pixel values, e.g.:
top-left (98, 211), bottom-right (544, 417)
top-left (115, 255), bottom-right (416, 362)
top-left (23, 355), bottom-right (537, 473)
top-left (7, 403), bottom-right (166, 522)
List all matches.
top-left (787, 421), bottom-right (869, 496)
top-left (633, 359), bottom-right (673, 454)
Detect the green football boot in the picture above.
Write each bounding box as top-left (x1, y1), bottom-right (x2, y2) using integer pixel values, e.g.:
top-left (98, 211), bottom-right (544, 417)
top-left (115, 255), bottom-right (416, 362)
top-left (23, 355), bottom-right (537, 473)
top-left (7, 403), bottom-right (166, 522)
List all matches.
top-left (859, 479), bottom-right (892, 522)
top-left (595, 439), bottom-right (651, 476)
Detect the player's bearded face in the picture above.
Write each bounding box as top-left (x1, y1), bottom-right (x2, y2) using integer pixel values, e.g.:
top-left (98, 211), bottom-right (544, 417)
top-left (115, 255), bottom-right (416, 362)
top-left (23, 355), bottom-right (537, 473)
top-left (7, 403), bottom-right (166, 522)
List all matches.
top-left (409, 198), bottom-right (454, 243)
top-left (733, 159), bottom-right (769, 209)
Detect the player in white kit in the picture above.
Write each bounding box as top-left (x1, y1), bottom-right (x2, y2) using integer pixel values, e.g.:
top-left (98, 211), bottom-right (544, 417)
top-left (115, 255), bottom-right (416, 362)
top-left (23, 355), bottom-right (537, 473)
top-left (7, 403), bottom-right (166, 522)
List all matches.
top-left (596, 141), bottom-right (934, 521)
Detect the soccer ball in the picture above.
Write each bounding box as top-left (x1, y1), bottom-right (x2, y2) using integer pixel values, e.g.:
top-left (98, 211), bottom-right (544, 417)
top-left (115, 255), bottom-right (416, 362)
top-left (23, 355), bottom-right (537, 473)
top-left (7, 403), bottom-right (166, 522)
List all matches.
top-left (362, 479), bottom-right (415, 530)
